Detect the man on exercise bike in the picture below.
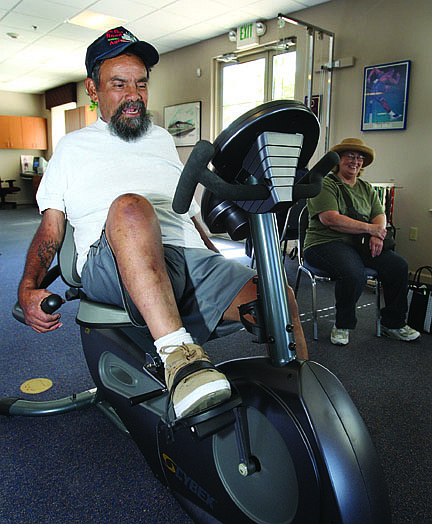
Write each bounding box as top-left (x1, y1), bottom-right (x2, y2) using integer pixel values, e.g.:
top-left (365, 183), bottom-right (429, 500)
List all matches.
top-left (18, 27), bottom-right (307, 419)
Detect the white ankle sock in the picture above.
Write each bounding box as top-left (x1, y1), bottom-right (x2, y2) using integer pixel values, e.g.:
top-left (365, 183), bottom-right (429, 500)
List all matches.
top-left (154, 328), bottom-right (194, 363)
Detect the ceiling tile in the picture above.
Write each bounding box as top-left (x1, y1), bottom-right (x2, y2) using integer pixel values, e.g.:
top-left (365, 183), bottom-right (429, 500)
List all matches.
top-left (41, 49), bottom-right (87, 74)
top-left (45, 0), bottom-right (99, 8)
top-left (213, 0), bottom-right (261, 7)
top-left (4, 71), bottom-right (74, 93)
top-left (247, 0), bottom-right (305, 19)
top-left (0, 0), bottom-right (21, 10)
top-left (163, 0), bottom-right (230, 22)
top-left (48, 22), bottom-right (101, 42)
top-left (13, 45), bottom-right (64, 67)
top-left (206, 9), bottom-right (255, 30)
top-left (0, 12), bottom-right (59, 33)
top-left (0, 61), bottom-right (29, 82)
top-left (175, 20), bottom-right (226, 40)
top-left (130, 0), bottom-right (180, 8)
top-left (0, 29), bottom-right (36, 49)
top-left (154, 32), bottom-right (201, 49)
top-left (130, 8), bottom-right (192, 37)
top-left (13, 0), bottom-right (81, 22)
top-left (90, 0), bottom-right (155, 22)
top-left (35, 34), bottom-right (87, 52)
top-left (126, 20), bottom-right (173, 41)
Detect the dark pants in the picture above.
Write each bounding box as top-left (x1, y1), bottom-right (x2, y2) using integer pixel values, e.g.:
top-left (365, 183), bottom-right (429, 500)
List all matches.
top-left (304, 241), bottom-right (408, 330)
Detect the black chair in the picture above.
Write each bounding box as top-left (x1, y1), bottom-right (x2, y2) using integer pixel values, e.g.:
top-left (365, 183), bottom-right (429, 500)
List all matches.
top-left (279, 198), bottom-right (305, 262)
top-left (0, 177), bottom-right (21, 209)
top-left (294, 205), bottom-right (381, 340)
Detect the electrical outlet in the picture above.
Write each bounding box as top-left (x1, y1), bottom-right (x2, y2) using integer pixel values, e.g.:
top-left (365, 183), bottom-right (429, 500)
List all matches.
top-left (409, 227), bottom-right (418, 241)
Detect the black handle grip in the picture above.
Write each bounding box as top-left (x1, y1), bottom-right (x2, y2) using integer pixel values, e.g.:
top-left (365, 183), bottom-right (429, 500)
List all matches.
top-left (173, 140), bottom-right (215, 214)
top-left (173, 140), bottom-right (269, 214)
top-left (40, 294), bottom-right (63, 314)
top-left (173, 142), bottom-right (339, 214)
top-left (292, 151), bottom-right (340, 201)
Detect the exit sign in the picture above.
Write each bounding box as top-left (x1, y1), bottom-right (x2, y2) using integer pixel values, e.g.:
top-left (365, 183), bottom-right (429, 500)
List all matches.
top-left (237, 22), bottom-right (259, 48)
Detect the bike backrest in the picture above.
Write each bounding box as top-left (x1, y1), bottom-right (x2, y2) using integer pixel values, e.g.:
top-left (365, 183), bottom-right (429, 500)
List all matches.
top-left (59, 221), bottom-right (82, 289)
top-left (57, 221), bottom-right (137, 328)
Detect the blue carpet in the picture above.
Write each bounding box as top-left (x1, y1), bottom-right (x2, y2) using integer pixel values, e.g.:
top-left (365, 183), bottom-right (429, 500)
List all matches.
top-left (1, 206), bottom-right (431, 524)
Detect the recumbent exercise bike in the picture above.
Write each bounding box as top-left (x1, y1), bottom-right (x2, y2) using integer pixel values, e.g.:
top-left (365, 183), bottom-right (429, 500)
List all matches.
top-left (2, 100), bottom-right (392, 524)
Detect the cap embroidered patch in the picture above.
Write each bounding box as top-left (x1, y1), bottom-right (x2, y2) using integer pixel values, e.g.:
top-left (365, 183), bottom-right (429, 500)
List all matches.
top-left (106, 28), bottom-right (137, 46)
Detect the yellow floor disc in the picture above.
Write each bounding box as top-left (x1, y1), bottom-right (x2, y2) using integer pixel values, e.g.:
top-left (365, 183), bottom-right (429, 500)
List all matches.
top-left (20, 378), bottom-right (53, 394)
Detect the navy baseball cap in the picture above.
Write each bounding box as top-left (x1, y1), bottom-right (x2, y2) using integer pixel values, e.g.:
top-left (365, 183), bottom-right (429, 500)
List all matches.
top-left (85, 26), bottom-right (159, 77)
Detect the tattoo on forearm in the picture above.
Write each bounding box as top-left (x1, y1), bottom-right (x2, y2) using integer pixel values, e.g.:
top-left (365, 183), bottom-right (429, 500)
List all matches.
top-left (37, 240), bottom-right (59, 270)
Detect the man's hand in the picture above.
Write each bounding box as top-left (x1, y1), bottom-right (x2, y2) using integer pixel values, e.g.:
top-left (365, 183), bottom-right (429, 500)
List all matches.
top-left (19, 288), bottom-right (64, 333)
top-left (17, 208), bottom-right (66, 333)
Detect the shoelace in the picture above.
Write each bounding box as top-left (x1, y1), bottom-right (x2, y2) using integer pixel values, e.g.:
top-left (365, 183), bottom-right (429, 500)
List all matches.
top-left (160, 344), bottom-right (209, 362)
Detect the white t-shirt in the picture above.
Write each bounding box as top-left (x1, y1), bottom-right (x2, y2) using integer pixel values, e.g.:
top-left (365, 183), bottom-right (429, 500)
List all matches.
top-left (37, 119), bottom-right (204, 274)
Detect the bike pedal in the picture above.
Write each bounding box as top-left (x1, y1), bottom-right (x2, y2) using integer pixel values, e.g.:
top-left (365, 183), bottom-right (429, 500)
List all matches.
top-left (167, 391), bottom-right (243, 439)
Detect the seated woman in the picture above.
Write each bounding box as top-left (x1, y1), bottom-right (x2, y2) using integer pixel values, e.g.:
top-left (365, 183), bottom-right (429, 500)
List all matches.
top-left (303, 137), bottom-right (419, 345)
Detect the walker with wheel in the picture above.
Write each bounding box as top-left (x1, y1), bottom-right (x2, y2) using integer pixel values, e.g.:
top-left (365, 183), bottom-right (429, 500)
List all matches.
top-left (1, 100), bottom-right (392, 524)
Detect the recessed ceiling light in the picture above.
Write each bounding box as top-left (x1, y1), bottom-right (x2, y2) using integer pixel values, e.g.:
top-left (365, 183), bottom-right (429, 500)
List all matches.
top-left (67, 11), bottom-right (125, 31)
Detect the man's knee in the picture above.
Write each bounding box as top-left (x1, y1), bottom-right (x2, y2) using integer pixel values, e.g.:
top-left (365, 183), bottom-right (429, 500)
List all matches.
top-left (222, 277), bottom-right (257, 321)
top-left (109, 193), bottom-right (153, 217)
top-left (106, 193), bottom-right (159, 231)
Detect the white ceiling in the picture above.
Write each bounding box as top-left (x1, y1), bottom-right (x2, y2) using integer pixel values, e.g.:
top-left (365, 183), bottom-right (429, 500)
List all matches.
top-left (0, 0), bottom-right (328, 94)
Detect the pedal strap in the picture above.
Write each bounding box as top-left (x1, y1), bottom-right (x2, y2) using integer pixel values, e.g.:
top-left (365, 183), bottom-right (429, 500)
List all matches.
top-left (170, 360), bottom-right (216, 393)
top-left (165, 360), bottom-right (216, 425)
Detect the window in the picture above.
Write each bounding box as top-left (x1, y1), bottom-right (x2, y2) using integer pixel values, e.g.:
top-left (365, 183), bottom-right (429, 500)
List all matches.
top-left (218, 49), bottom-right (296, 133)
top-left (221, 57), bottom-right (266, 130)
top-left (272, 51), bottom-right (296, 100)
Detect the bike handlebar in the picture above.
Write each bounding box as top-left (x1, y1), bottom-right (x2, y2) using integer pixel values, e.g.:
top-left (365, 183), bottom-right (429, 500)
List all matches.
top-left (292, 151), bottom-right (340, 200)
top-left (41, 294), bottom-right (63, 314)
top-left (173, 140), bottom-right (340, 214)
top-left (172, 141), bottom-right (270, 215)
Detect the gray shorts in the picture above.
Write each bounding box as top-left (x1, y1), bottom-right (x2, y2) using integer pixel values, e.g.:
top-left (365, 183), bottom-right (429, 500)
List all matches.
top-left (81, 231), bottom-right (256, 344)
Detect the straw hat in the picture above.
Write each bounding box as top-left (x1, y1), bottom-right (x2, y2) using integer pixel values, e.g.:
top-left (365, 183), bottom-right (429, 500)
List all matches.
top-left (330, 137), bottom-right (375, 167)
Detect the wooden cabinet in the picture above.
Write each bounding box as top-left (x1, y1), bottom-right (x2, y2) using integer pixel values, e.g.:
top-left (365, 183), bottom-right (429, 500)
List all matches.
top-left (22, 116), bottom-right (47, 149)
top-left (0, 115), bottom-right (23, 148)
top-left (65, 105), bottom-right (97, 133)
top-left (0, 115), bottom-right (47, 150)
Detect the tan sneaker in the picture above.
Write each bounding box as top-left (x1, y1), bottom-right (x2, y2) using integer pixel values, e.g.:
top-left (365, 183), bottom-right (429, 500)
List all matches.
top-left (161, 343), bottom-right (231, 418)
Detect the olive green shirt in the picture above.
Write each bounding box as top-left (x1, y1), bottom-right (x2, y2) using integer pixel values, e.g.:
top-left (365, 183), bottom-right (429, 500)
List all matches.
top-left (304, 174), bottom-right (384, 250)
